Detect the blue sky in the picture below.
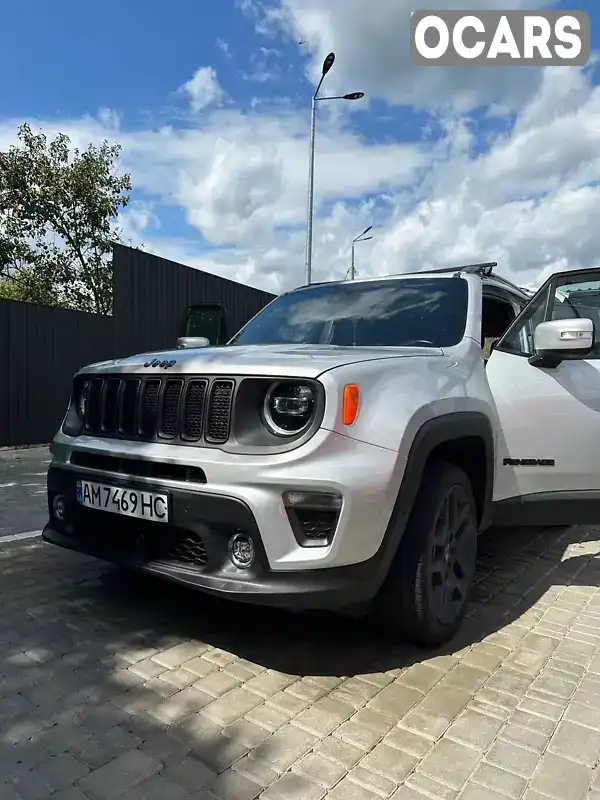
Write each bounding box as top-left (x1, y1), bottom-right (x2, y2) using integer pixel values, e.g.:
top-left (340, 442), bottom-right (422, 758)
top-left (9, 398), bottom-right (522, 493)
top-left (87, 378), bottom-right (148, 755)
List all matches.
top-left (2, 1), bottom-right (600, 292)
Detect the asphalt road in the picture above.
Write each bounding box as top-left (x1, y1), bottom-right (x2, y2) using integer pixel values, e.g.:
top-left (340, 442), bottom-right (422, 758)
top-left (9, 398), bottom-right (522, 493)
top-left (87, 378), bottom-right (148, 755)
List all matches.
top-left (0, 446), bottom-right (52, 540)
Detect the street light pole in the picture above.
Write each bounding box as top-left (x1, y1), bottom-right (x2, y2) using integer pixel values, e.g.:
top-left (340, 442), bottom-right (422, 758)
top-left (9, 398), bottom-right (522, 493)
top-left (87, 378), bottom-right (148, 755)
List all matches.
top-left (349, 225), bottom-right (373, 280)
top-left (304, 52), bottom-right (364, 286)
top-left (305, 94), bottom-right (317, 287)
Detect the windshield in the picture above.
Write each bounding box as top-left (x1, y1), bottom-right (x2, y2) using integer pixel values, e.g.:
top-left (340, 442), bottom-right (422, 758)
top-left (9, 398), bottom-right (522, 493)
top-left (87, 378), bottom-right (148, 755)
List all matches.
top-left (230, 277), bottom-right (468, 348)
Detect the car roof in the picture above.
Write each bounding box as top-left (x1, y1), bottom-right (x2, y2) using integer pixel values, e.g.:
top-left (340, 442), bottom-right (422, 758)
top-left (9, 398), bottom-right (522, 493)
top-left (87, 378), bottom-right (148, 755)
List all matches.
top-left (290, 262), bottom-right (531, 301)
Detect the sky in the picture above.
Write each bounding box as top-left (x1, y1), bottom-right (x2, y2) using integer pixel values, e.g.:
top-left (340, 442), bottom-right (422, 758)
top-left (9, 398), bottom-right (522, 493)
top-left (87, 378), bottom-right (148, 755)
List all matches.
top-left (2, 0), bottom-right (600, 294)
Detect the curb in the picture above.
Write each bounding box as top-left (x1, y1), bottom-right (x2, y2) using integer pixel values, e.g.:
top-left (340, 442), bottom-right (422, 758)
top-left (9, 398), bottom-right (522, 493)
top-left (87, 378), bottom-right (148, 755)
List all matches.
top-left (0, 443), bottom-right (50, 452)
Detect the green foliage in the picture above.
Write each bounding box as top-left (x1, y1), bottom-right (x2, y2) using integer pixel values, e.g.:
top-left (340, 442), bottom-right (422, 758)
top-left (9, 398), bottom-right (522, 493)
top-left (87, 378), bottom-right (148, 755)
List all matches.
top-left (0, 123), bottom-right (132, 313)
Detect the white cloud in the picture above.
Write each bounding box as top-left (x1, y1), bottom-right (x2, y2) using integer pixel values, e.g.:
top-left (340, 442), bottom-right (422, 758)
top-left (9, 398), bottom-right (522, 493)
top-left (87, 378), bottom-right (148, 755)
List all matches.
top-left (216, 37), bottom-right (231, 57)
top-left (252, 0), bottom-right (559, 112)
top-left (181, 66), bottom-right (225, 112)
top-left (2, 57), bottom-right (600, 295)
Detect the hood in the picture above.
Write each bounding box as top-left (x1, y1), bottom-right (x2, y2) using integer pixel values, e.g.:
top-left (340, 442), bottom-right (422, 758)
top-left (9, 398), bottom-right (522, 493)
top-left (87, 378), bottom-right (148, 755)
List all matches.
top-left (80, 343), bottom-right (444, 380)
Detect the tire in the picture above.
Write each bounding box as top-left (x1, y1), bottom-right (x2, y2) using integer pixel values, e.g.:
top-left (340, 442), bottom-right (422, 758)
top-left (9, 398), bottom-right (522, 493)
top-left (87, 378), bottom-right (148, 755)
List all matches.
top-left (374, 460), bottom-right (478, 648)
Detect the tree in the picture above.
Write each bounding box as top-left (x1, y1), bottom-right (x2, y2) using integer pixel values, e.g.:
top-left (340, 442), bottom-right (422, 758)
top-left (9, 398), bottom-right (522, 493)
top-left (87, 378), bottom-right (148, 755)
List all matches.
top-left (0, 123), bottom-right (132, 313)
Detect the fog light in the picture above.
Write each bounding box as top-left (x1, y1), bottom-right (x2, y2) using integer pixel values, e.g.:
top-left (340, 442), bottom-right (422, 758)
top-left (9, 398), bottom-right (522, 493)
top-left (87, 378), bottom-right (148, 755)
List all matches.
top-left (228, 533), bottom-right (255, 569)
top-left (53, 495), bottom-right (66, 521)
top-left (283, 491), bottom-right (342, 548)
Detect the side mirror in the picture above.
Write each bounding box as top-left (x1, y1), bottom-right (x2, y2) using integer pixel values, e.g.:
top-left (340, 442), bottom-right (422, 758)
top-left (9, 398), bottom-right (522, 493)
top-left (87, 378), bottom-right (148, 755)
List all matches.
top-left (529, 318), bottom-right (595, 368)
top-left (176, 336), bottom-right (211, 349)
top-left (180, 303), bottom-right (228, 346)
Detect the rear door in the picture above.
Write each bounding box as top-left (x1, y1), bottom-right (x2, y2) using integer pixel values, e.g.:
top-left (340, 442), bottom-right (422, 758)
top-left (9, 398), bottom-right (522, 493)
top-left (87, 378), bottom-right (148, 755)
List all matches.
top-left (485, 268), bottom-right (600, 526)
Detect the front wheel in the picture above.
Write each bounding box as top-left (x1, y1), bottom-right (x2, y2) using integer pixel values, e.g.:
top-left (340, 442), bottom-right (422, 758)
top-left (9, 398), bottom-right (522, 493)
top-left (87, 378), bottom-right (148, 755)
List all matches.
top-left (374, 461), bottom-right (478, 647)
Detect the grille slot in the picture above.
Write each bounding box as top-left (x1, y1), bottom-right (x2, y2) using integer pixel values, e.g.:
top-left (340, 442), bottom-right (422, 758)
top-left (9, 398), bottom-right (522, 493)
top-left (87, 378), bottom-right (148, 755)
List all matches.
top-left (159, 379), bottom-right (183, 439)
top-left (205, 380), bottom-right (234, 444)
top-left (85, 379), bottom-right (103, 431)
top-left (77, 374), bottom-right (234, 446)
top-left (139, 379), bottom-right (160, 437)
top-left (119, 379), bottom-right (140, 436)
top-left (101, 379), bottom-right (120, 433)
top-left (70, 451), bottom-right (207, 483)
top-left (182, 380), bottom-right (207, 440)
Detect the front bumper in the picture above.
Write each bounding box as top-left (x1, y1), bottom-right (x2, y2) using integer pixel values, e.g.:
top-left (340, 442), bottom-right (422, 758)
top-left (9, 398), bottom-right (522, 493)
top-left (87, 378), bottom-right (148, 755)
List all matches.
top-left (43, 465), bottom-right (387, 610)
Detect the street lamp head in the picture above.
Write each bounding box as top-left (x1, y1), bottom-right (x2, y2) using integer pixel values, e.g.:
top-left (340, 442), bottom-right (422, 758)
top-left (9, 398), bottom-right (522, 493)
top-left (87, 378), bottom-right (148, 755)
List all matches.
top-left (322, 52), bottom-right (335, 75)
top-left (361, 225), bottom-right (373, 236)
top-left (343, 92), bottom-right (365, 101)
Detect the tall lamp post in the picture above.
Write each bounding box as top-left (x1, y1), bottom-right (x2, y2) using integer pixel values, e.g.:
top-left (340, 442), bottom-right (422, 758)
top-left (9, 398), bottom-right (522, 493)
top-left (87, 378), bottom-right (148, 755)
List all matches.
top-left (349, 225), bottom-right (373, 280)
top-left (305, 52), bottom-right (364, 286)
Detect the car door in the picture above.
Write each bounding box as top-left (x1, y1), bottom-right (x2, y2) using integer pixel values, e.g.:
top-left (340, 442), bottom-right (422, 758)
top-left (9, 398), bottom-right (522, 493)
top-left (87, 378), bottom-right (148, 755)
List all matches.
top-left (485, 268), bottom-right (600, 526)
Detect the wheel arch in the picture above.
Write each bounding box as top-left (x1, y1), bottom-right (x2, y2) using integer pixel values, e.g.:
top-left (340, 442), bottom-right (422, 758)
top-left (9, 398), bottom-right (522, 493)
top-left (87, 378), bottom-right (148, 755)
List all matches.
top-left (366, 412), bottom-right (494, 597)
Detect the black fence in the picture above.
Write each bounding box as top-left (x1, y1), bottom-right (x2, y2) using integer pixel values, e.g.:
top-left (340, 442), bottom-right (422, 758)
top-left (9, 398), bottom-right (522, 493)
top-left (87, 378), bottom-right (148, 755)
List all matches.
top-left (112, 244), bottom-right (274, 355)
top-left (1, 245), bottom-right (276, 447)
top-left (0, 300), bottom-right (116, 447)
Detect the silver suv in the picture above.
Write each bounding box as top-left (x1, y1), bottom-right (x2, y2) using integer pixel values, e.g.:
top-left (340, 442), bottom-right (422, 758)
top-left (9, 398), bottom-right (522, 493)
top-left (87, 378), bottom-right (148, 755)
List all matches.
top-left (44, 262), bottom-right (600, 646)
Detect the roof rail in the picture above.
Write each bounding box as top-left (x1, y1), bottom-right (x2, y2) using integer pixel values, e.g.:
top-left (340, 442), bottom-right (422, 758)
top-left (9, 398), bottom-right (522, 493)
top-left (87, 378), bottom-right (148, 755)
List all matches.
top-left (417, 262), bottom-right (498, 277)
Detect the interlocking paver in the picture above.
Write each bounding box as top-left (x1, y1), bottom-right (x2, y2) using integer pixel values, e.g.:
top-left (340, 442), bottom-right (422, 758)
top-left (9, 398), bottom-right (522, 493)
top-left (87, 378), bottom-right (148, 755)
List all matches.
top-left (32, 753), bottom-right (90, 792)
top-left (326, 776), bottom-right (381, 800)
top-left (471, 761), bottom-right (527, 799)
top-left (249, 724), bottom-right (318, 773)
top-left (548, 719), bottom-right (600, 766)
top-left (128, 774), bottom-right (194, 799)
top-left (161, 755), bottom-right (216, 793)
top-left (260, 771), bottom-right (325, 800)
top-left (293, 752), bottom-right (347, 788)
top-left (445, 708), bottom-right (504, 751)
top-left (348, 764), bottom-right (397, 797)
top-left (3, 453), bottom-right (600, 800)
top-left (383, 725), bottom-right (432, 758)
top-left (484, 739), bottom-right (540, 779)
top-left (530, 752), bottom-right (593, 800)
top-left (77, 749), bottom-right (161, 799)
top-left (417, 738), bottom-right (481, 791)
top-left (206, 768), bottom-right (262, 800)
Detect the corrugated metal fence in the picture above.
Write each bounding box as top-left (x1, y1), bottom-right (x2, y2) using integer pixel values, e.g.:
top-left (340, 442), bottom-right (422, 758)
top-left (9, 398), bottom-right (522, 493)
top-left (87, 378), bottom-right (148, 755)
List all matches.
top-left (113, 244), bottom-right (275, 356)
top-left (0, 300), bottom-right (116, 447)
top-left (0, 245), bottom-right (276, 447)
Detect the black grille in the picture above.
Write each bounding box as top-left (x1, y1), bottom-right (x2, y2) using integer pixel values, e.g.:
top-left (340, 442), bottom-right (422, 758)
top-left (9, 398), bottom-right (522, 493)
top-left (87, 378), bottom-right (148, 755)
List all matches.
top-left (182, 380), bottom-right (207, 441)
top-left (159, 379), bottom-right (183, 439)
top-left (139, 380), bottom-right (160, 436)
top-left (205, 380), bottom-right (234, 444)
top-left (164, 533), bottom-right (208, 566)
top-left (79, 375), bottom-right (235, 446)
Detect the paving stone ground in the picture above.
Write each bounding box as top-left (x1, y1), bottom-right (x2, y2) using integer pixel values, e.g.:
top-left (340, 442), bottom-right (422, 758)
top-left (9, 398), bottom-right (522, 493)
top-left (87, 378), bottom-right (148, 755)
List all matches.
top-left (2, 448), bottom-right (600, 798)
top-left (0, 447), bottom-right (52, 536)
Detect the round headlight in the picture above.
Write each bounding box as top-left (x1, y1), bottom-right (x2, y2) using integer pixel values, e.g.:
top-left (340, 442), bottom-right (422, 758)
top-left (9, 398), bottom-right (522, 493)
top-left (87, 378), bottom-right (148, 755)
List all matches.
top-left (263, 382), bottom-right (315, 437)
top-left (77, 380), bottom-right (90, 421)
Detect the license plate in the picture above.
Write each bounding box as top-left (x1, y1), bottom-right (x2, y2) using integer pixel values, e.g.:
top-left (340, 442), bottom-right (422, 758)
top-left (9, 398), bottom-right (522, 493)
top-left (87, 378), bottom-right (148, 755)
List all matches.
top-left (76, 479), bottom-right (169, 523)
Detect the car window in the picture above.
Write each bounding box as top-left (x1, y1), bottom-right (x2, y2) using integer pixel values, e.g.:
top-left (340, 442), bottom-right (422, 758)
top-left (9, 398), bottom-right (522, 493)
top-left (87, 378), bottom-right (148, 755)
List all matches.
top-left (229, 277), bottom-right (469, 348)
top-left (481, 294), bottom-right (517, 358)
top-left (499, 275), bottom-right (600, 357)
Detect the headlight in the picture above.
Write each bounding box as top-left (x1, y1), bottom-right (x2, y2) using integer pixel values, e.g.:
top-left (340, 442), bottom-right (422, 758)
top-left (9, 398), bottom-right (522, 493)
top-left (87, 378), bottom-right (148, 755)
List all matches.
top-left (76, 379), bottom-right (90, 421)
top-left (262, 382), bottom-right (315, 437)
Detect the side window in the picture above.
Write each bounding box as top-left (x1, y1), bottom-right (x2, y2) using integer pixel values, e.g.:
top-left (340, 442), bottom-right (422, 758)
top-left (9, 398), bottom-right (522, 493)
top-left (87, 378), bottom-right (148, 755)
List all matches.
top-left (499, 275), bottom-right (600, 357)
top-left (481, 295), bottom-right (518, 359)
top-left (499, 290), bottom-right (547, 356)
top-left (181, 304), bottom-right (228, 345)
top-left (552, 277), bottom-right (600, 356)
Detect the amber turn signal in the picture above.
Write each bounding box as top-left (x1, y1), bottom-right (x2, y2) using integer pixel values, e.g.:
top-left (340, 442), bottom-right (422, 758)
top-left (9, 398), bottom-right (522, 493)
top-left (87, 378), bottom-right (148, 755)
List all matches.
top-left (342, 384), bottom-right (359, 425)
